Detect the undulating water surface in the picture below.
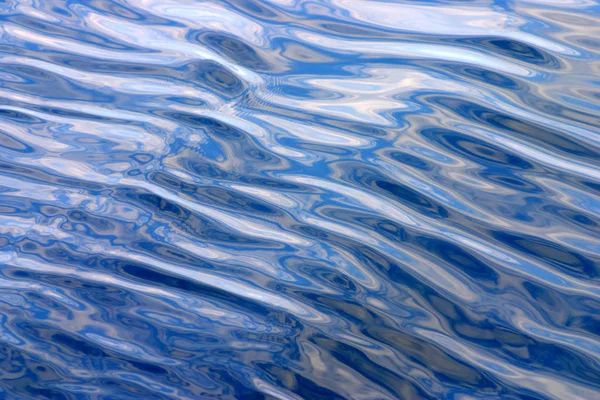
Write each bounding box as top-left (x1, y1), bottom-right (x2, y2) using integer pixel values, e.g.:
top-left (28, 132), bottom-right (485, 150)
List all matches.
top-left (1, 0), bottom-right (600, 399)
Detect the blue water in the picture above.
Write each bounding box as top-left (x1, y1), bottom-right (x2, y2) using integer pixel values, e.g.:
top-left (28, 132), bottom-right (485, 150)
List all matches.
top-left (0, 0), bottom-right (599, 399)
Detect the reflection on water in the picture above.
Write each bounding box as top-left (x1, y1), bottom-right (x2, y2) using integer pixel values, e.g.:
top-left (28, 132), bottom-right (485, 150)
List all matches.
top-left (0, 0), bottom-right (599, 399)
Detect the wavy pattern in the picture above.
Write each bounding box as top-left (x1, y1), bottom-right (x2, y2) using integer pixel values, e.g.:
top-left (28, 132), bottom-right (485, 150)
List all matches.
top-left (0, 0), bottom-right (599, 399)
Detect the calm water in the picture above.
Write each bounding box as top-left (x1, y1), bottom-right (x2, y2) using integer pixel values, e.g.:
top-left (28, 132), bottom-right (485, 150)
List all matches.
top-left (0, 0), bottom-right (599, 399)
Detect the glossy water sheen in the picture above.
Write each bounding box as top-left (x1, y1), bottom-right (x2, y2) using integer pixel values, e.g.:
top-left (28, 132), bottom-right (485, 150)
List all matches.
top-left (0, 0), bottom-right (599, 399)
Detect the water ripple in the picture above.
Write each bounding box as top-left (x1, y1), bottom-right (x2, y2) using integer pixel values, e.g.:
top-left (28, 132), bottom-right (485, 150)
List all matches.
top-left (0, 0), bottom-right (599, 399)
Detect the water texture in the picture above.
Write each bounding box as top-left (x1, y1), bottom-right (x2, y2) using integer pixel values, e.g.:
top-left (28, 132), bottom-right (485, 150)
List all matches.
top-left (0, 0), bottom-right (599, 399)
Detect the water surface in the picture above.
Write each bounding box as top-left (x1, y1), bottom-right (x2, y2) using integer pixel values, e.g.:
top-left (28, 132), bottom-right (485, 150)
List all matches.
top-left (0, 0), bottom-right (600, 399)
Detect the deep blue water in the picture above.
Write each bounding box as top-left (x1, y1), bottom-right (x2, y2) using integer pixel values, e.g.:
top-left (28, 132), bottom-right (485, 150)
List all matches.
top-left (0, 0), bottom-right (599, 399)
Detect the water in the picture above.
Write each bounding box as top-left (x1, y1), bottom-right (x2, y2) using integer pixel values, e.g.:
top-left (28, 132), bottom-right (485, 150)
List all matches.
top-left (0, 0), bottom-right (599, 399)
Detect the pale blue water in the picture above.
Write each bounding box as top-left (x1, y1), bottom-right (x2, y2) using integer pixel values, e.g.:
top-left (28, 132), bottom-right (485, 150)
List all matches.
top-left (0, 0), bottom-right (600, 399)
